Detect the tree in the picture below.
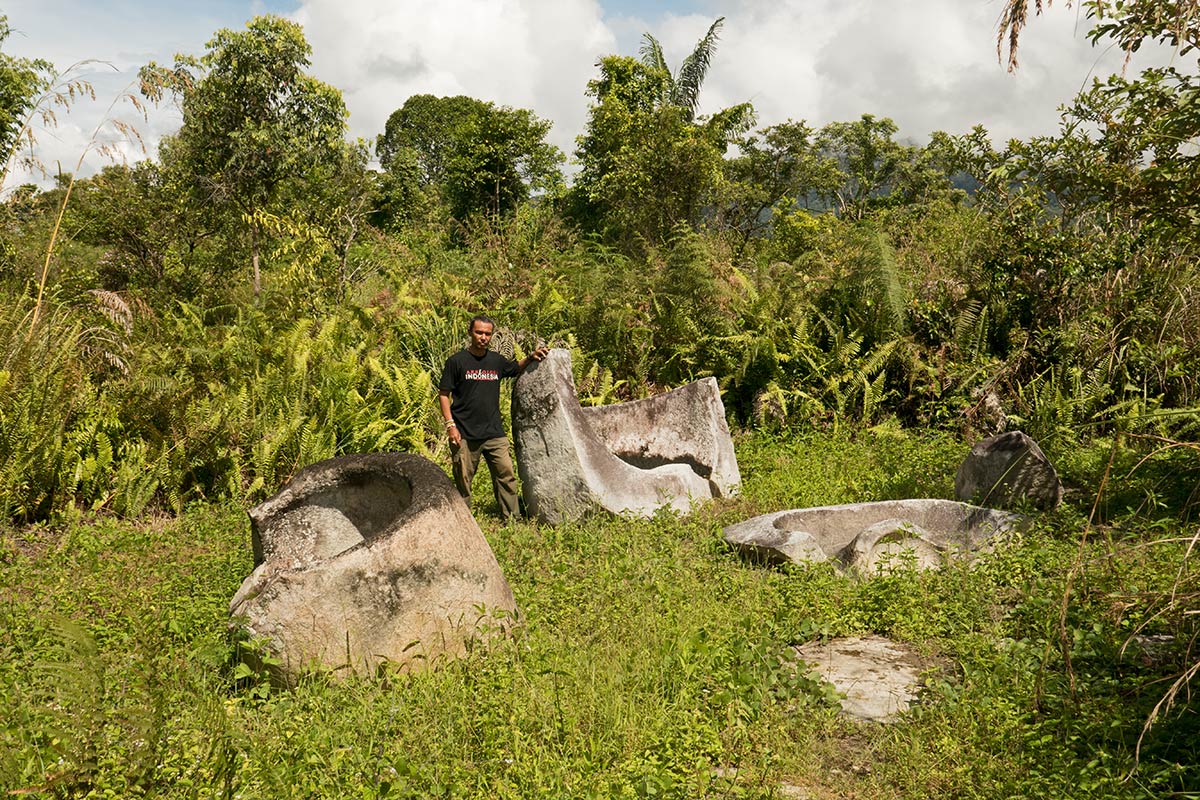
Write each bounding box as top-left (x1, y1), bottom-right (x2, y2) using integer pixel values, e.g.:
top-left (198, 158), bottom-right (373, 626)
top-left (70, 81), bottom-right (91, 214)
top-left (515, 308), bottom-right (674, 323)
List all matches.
top-left (998, 0), bottom-right (1200, 70)
top-left (141, 15), bottom-right (349, 294)
top-left (283, 139), bottom-right (379, 297)
top-left (376, 94), bottom-right (562, 220)
top-left (719, 121), bottom-right (842, 252)
top-left (442, 103), bottom-right (562, 219)
top-left (370, 148), bottom-right (426, 231)
top-left (0, 16), bottom-right (53, 176)
top-left (68, 163), bottom-right (181, 292)
top-left (989, 0), bottom-right (1200, 246)
top-left (638, 17), bottom-right (726, 121)
top-left (0, 15), bottom-right (52, 276)
top-left (806, 115), bottom-right (957, 220)
top-left (814, 115), bottom-right (906, 220)
top-left (377, 94), bottom-right (485, 182)
top-left (569, 19), bottom-right (753, 250)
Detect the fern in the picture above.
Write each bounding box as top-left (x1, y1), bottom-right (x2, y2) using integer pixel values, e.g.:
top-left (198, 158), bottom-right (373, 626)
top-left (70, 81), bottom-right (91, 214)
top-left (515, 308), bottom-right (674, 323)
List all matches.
top-left (30, 616), bottom-right (172, 794)
top-left (34, 617), bottom-right (107, 792)
top-left (954, 299), bottom-right (989, 361)
top-left (857, 226), bottom-right (908, 338)
top-left (0, 299), bottom-right (101, 521)
top-left (1010, 364), bottom-right (1113, 444)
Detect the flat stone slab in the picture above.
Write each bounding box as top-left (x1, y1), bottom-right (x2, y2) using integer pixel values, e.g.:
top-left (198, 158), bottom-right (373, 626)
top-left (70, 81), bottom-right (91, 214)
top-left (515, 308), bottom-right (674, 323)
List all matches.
top-left (723, 499), bottom-right (1023, 574)
top-left (795, 636), bottom-right (926, 722)
top-left (712, 769), bottom-right (814, 798)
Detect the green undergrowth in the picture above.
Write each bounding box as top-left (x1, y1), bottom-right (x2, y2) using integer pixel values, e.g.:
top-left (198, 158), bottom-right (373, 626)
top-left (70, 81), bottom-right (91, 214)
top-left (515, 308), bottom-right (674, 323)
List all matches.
top-left (1, 429), bottom-right (1197, 798)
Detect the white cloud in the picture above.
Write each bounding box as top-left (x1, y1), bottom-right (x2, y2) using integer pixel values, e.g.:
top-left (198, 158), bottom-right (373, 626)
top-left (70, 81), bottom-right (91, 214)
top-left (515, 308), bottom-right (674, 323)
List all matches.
top-left (0, 0), bottom-right (1183, 190)
top-left (295, 0), bottom-right (615, 161)
top-left (699, 0), bottom-right (1172, 145)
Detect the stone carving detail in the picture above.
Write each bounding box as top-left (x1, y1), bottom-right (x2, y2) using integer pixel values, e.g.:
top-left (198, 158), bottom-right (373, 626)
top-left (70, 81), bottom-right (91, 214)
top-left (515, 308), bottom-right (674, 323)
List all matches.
top-left (954, 430), bottom-right (1062, 510)
top-left (511, 348), bottom-right (740, 523)
top-left (723, 499), bottom-right (1022, 573)
top-left (230, 452), bottom-right (516, 682)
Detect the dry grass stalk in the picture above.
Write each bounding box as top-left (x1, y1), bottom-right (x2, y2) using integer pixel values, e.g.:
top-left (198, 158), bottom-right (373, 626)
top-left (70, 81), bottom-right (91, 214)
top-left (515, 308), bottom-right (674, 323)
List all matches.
top-left (0, 65), bottom-right (95, 190)
top-left (28, 74), bottom-right (148, 332)
top-left (998, 0), bottom-right (1050, 72)
top-left (998, 0), bottom-right (1200, 72)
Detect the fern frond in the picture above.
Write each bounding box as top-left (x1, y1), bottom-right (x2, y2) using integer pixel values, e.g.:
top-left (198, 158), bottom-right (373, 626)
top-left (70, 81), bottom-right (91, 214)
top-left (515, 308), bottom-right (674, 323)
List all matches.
top-left (860, 338), bottom-right (898, 378)
top-left (856, 227), bottom-right (908, 338)
top-left (954, 300), bottom-right (988, 359)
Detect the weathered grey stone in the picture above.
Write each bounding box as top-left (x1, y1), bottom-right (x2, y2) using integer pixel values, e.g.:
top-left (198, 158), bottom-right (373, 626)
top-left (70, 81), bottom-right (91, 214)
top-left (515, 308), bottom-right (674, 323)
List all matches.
top-left (1127, 634), bottom-right (1177, 667)
top-left (843, 519), bottom-right (945, 573)
top-left (723, 499), bottom-right (1022, 573)
top-left (955, 430), bottom-right (1062, 510)
top-left (966, 387), bottom-right (1007, 437)
top-left (795, 636), bottom-right (931, 722)
top-left (580, 384), bottom-right (741, 499)
top-left (512, 348), bottom-right (740, 523)
top-left (230, 452), bottom-right (516, 682)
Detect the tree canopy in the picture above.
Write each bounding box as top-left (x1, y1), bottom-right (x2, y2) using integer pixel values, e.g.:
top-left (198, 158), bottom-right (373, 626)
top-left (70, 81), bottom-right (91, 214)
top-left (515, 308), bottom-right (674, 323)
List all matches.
top-left (0, 15), bottom-right (52, 182)
top-left (377, 94), bottom-right (562, 221)
top-left (569, 19), bottom-right (754, 251)
top-left (140, 15), bottom-right (349, 293)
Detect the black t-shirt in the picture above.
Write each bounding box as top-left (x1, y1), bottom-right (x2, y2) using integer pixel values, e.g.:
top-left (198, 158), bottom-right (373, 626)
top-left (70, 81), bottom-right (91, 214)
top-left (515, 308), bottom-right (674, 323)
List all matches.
top-left (438, 349), bottom-right (521, 440)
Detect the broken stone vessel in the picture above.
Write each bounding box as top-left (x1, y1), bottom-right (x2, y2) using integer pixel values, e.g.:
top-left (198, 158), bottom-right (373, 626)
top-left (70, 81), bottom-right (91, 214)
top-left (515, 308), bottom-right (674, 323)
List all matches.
top-left (511, 348), bottom-right (740, 523)
top-left (230, 452), bottom-right (517, 682)
top-left (723, 499), bottom-right (1022, 573)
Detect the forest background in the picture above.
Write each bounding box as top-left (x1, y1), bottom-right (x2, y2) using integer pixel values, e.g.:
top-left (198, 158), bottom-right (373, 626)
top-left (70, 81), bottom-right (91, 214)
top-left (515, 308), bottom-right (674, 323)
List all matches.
top-left (3, 1), bottom-right (1200, 797)
top-left (2, 2), bottom-right (1198, 522)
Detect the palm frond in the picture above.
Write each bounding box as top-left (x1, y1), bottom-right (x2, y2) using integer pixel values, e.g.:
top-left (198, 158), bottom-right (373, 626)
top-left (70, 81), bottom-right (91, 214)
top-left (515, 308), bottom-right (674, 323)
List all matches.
top-left (997, 0), bottom-right (1045, 71)
top-left (638, 33), bottom-right (670, 76)
top-left (675, 17), bottom-right (725, 118)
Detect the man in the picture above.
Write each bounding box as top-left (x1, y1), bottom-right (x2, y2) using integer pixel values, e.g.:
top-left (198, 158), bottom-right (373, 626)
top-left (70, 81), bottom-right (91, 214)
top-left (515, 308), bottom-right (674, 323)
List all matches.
top-left (438, 316), bottom-right (549, 519)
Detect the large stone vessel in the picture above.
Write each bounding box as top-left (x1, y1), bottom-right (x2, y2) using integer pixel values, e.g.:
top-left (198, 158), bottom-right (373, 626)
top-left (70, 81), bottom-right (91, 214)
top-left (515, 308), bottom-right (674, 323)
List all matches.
top-left (723, 499), bottom-right (1023, 573)
top-left (512, 348), bottom-right (740, 523)
top-left (230, 452), bottom-right (517, 681)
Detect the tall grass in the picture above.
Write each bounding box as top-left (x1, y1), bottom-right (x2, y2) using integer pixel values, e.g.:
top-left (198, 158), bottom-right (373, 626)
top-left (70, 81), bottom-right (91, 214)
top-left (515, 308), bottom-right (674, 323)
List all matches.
top-left (0, 298), bottom-right (95, 521)
top-left (0, 295), bottom-right (454, 522)
top-left (2, 431), bottom-right (1197, 798)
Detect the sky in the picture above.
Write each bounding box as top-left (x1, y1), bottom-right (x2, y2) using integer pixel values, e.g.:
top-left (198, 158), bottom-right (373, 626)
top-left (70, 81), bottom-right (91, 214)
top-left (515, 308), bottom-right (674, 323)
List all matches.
top-left (0, 0), bottom-right (1178, 188)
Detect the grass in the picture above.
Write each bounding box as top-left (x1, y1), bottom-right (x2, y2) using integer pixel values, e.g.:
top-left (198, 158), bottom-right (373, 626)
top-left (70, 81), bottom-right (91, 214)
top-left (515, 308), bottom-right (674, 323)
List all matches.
top-left (1, 428), bottom-right (1198, 798)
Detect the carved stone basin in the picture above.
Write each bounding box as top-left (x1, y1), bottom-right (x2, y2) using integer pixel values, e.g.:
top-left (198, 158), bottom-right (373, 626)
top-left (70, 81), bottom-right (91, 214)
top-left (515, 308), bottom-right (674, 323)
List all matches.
top-left (723, 499), bottom-right (1023, 573)
top-left (512, 348), bottom-right (740, 523)
top-left (230, 452), bottom-right (517, 682)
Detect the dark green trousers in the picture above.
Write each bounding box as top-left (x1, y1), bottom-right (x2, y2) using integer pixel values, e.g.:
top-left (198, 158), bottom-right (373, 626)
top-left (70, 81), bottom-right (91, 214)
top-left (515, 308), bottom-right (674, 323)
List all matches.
top-left (450, 437), bottom-right (521, 520)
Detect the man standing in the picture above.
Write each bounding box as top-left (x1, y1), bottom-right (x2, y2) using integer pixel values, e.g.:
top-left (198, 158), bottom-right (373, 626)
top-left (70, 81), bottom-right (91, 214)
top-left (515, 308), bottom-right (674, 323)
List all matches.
top-left (438, 316), bottom-right (548, 519)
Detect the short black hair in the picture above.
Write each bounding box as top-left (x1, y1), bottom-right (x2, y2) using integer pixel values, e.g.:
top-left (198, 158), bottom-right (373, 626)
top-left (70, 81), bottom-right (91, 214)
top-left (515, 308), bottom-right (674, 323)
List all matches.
top-left (468, 315), bottom-right (496, 334)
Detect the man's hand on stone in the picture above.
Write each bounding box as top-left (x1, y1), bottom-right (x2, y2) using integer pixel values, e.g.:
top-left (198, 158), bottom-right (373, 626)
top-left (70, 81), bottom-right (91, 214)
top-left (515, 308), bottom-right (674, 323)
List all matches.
top-left (519, 346), bottom-right (550, 372)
